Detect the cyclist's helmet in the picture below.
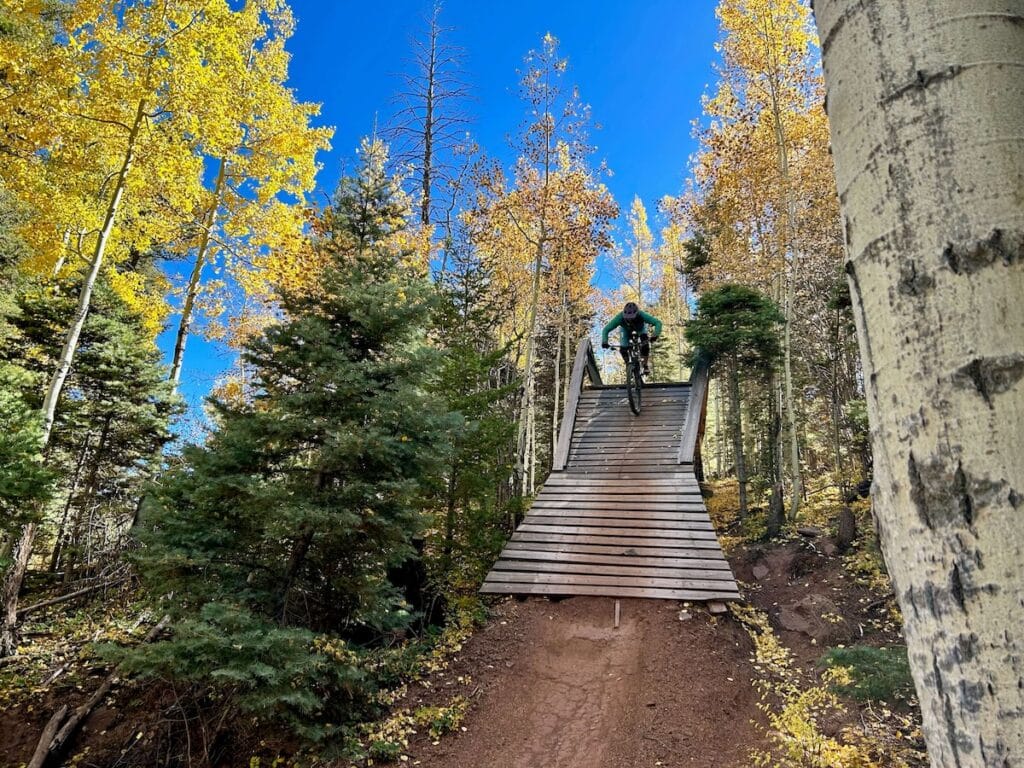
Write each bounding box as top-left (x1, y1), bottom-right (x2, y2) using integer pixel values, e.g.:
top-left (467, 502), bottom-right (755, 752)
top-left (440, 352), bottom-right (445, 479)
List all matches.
top-left (622, 302), bottom-right (639, 320)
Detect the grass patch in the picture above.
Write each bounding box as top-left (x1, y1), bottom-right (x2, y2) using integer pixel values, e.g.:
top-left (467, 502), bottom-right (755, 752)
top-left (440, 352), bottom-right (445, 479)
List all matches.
top-left (821, 645), bottom-right (914, 703)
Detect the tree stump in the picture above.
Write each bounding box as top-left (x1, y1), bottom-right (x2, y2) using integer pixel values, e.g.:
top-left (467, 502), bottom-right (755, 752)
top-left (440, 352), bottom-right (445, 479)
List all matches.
top-left (836, 506), bottom-right (857, 552)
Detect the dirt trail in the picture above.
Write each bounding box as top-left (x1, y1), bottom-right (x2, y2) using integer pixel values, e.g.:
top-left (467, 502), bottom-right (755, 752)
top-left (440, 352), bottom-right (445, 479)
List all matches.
top-left (407, 597), bottom-right (764, 768)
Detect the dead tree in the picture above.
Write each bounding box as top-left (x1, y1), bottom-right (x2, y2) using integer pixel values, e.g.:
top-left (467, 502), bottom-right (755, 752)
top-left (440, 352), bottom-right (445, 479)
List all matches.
top-left (387, 3), bottom-right (471, 232)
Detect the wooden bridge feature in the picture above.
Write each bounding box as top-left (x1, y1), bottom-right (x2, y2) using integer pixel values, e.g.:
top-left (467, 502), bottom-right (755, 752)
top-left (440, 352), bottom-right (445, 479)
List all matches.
top-left (481, 341), bottom-right (741, 602)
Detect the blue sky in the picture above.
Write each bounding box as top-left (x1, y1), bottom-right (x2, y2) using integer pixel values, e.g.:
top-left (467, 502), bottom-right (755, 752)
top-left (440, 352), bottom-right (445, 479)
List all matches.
top-left (163, 0), bottom-right (721, 425)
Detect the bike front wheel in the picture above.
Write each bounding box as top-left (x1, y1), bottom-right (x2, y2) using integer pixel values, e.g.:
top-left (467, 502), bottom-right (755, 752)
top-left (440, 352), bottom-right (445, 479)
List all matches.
top-left (626, 359), bottom-right (642, 415)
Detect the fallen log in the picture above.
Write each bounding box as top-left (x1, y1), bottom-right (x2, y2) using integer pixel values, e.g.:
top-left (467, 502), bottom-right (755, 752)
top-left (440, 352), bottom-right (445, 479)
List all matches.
top-left (17, 578), bottom-right (129, 619)
top-left (27, 705), bottom-right (68, 768)
top-left (28, 614), bottom-right (169, 768)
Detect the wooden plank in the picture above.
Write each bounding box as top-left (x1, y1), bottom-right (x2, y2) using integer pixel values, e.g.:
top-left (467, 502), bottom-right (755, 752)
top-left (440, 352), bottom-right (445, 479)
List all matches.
top-left (527, 508), bottom-right (710, 521)
top-left (537, 483), bottom-right (703, 492)
top-left (569, 462), bottom-right (688, 468)
top-left (529, 509), bottom-right (708, 520)
top-left (552, 339), bottom-right (592, 471)
top-left (511, 531), bottom-right (723, 549)
top-left (530, 498), bottom-right (707, 508)
top-left (491, 559), bottom-right (734, 583)
top-left (568, 440), bottom-right (680, 449)
top-left (529, 502), bottom-right (708, 514)
top-left (574, 420), bottom-right (684, 427)
top-left (557, 472), bottom-right (698, 480)
top-left (572, 469), bottom-right (697, 477)
top-left (573, 435), bottom-right (682, 442)
top-left (480, 582), bottom-right (741, 601)
top-left (569, 450), bottom-right (678, 459)
top-left (579, 394), bottom-right (688, 402)
top-left (531, 501), bottom-right (705, 511)
top-left (501, 540), bottom-right (727, 559)
top-left (544, 479), bottom-right (704, 489)
top-left (571, 443), bottom-right (681, 450)
top-left (678, 353), bottom-right (709, 464)
top-left (486, 570), bottom-right (732, 591)
top-left (575, 410), bottom-right (684, 418)
top-left (534, 493), bottom-right (702, 504)
top-left (522, 516), bottom-right (714, 531)
top-left (497, 544), bottom-right (732, 570)
top-left (575, 408), bottom-right (686, 418)
top-left (518, 524), bottom-right (718, 540)
top-left (538, 480), bottom-right (701, 490)
top-left (533, 493), bottom-right (704, 503)
top-left (574, 430), bottom-right (681, 438)
top-left (568, 453), bottom-right (679, 459)
top-left (580, 388), bottom-right (688, 396)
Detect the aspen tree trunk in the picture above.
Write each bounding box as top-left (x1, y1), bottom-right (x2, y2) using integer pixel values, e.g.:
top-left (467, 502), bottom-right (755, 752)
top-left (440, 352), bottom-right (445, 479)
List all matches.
top-left (515, 242), bottom-right (543, 495)
top-left (814, 2), bottom-right (1024, 764)
top-left (727, 360), bottom-right (748, 518)
top-left (551, 297), bottom-right (567, 455)
top-left (714, 380), bottom-right (724, 478)
top-left (0, 99), bottom-right (147, 658)
top-left (759, 6), bottom-right (805, 518)
top-left (52, 228), bottom-right (72, 278)
top-left (170, 157), bottom-right (227, 390)
top-left (766, 79), bottom-right (804, 519)
top-left (41, 99), bottom-right (146, 446)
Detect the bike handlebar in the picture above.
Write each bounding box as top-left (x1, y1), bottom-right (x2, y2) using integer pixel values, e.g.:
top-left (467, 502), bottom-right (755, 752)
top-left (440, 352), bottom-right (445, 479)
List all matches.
top-left (604, 337), bottom-right (658, 350)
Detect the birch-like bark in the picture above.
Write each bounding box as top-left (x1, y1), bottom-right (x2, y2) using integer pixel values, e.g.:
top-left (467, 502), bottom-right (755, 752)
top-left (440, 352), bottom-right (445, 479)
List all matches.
top-left (0, 99), bottom-right (147, 658)
top-left (727, 359), bottom-right (748, 518)
top-left (41, 99), bottom-right (147, 446)
top-left (714, 380), bottom-right (724, 478)
top-left (764, 60), bottom-right (804, 520)
top-left (814, 1), bottom-right (1024, 763)
top-left (515, 241), bottom-right (543, 494)
top-left (169, 157), bottom-right (227, 390)
top-left (551, 317), bottom-right (562, 455)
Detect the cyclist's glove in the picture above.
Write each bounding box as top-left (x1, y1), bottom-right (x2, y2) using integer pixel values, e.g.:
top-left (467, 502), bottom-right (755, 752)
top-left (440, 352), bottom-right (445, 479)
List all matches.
top-left (650, 334), bottom-right (659, 342)
top-left (601, 341), bottom-right (610, 349)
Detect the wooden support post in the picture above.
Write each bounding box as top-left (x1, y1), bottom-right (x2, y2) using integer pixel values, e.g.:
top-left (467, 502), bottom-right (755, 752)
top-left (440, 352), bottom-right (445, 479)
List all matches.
top-left (614, 599), bottom-right (621, 628)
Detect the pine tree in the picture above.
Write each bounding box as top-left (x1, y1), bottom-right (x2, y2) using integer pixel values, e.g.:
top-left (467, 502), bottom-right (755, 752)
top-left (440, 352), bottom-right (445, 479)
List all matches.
top-left (0, 185), bottom-right (53, 580)
top-left (686, 285), bottom-right (783, 518)
top-left (124, 140), bottom-right (452, 738)
top-left (429, 231), bottom-right (517, 587)
top-left (0, 270), bottom-right (178, 581)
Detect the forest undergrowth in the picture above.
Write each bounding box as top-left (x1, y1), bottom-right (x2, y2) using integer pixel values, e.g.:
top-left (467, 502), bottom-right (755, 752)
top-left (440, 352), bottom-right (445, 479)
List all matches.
top-left (707, 480), bottom-right (928, 767)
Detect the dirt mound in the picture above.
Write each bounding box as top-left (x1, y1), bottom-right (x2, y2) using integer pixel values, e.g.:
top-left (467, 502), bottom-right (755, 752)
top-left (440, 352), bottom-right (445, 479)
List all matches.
top-left (404, 597), bottom-right (763, 768)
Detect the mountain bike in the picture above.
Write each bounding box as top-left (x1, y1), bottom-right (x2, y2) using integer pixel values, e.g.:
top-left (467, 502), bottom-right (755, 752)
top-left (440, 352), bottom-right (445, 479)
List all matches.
top-left (610, 331), bottom-right (646, 415)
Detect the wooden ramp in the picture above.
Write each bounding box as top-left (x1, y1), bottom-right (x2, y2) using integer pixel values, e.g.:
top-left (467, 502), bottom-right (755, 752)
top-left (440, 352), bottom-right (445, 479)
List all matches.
top-left (482, 342), bottom-right (741, 602)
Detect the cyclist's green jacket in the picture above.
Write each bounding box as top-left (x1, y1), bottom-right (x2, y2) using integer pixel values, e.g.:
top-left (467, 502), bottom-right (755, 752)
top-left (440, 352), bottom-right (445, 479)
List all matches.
top-left (601, 310), bottom-right (663, 346)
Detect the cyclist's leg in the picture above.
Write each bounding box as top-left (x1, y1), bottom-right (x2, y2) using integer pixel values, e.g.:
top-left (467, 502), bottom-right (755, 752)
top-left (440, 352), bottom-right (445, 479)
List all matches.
top-left (640, 334), bottom-right (651, 374)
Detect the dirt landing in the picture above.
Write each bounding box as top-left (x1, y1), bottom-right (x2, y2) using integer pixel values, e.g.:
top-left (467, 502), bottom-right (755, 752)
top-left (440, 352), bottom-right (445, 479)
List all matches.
top-left (407, 597), bottom-right (763, 768)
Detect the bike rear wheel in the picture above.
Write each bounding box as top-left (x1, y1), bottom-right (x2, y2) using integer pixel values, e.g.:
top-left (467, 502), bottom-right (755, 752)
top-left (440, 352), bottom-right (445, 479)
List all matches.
top-left (626, 358), bottom-right (642, 415)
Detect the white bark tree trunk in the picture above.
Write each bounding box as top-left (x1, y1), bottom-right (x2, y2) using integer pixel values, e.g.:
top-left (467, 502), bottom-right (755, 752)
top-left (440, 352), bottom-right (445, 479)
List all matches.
top-left (1, 99), bottom-right (147, 658)
top-left (169, 156), bottom-right (226, 390)
top-left (41, 99), bottom-right (147, 445)
top-left (814, 1), bottom-right (1024, 764)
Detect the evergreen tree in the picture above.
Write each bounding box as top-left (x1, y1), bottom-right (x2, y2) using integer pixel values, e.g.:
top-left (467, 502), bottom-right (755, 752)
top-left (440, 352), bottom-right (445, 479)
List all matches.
top-left (686, 284), bottom-right (782, 519)
top-left (0, 267), bottom-right (179, 565)
top-left (0, 186), bottom-right (53, 566)
top-left (124, 140), bottom-right (452, 739)
top-left (429, 232), bottom-right (517, 589)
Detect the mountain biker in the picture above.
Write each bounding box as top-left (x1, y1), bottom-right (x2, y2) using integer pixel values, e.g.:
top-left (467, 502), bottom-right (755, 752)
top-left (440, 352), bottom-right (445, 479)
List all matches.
top-left (601, 302), bottom-right (663, 377)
